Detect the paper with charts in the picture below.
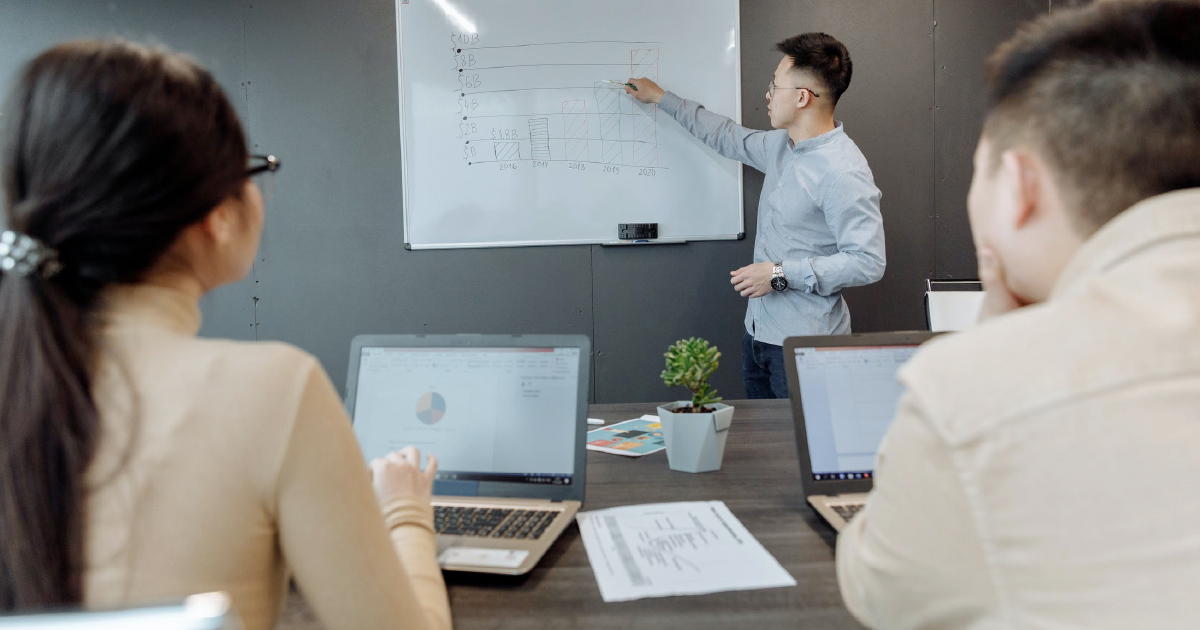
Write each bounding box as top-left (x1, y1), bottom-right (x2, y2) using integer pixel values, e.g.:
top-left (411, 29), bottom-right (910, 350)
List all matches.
top-left (576, 501), bottom-right (796, 602)
top-left (586, 415), bottom-right (665, 457)
top-left (396, 0), bottom-right (742, 248)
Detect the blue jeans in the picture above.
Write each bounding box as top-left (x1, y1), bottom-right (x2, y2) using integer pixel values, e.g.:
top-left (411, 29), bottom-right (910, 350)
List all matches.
top-left (742, 333), bottom-right (789, 399)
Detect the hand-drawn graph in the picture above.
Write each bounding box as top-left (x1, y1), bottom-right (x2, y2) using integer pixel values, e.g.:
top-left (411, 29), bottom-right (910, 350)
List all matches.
top-left (594, 83), bottom-right (625, 165)
top-left (398, 0), bottom-right (745, 249)
top-left (494, 142), bottom-right (520, 161)
top-left (528, 118), bottom-right (551, 160)
top-left (449, 40), bottom-right (666, 169)
top-left (630, 48), bottom-right (660, 167)
top-left (561, 100), bottom-right (590, 162)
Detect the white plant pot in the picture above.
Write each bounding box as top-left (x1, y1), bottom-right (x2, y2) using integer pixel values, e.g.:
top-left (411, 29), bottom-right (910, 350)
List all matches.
top-left (656, 401), bottom-right (735, 473)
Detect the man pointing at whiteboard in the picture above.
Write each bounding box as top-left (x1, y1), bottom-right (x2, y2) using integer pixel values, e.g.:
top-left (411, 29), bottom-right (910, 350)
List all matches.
top-left (627, 33), bottom-right (885, 399)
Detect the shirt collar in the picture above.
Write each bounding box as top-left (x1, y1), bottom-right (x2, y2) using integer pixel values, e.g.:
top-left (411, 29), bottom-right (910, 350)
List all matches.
top-left (789, 120), bottom-right (844, 153)
top-left (100, 282), bottom-right (203, 337)
top-left (1052, 188), bottom-right (1200, 299)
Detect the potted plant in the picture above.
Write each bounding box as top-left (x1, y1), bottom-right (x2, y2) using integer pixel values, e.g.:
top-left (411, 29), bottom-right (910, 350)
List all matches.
top-left (657, 338), bottom-right (735, 473)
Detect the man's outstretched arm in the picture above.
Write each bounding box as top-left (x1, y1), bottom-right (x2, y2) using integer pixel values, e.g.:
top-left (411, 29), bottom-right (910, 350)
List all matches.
top-left (626, 77), bottom-right (776, 173)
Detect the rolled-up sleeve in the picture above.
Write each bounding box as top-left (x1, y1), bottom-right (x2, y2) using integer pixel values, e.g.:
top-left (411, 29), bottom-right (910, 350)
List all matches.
top-left (783, 169), bottom-right (886, 296)
top-left (836, 387), bottom-right (994, 629)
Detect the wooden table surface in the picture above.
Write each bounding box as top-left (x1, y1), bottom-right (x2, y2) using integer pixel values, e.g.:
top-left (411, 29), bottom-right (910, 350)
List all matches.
top-left (281, 400), bottom-right (865, 630)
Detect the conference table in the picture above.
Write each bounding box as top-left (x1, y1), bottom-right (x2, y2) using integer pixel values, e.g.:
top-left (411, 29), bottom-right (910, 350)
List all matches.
top-left (281, 400), bottom-right (865, 630)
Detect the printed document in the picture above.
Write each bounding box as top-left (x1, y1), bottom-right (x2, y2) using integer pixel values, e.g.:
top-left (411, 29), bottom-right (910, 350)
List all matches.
top-left (576, 501), bottom-right (796, 602)
top-left (586, 415), bottom-right (666, 457)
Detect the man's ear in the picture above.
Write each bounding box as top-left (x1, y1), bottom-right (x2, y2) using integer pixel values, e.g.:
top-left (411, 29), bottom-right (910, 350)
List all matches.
top-left (1000, 149), bottom-right (1041, 231)
top-left (798, 88), bottom-right (817, 109)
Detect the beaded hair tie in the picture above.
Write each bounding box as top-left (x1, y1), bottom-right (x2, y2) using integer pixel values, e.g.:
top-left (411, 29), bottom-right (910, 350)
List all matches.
top-left (0, 230), bottom-right (62, 279)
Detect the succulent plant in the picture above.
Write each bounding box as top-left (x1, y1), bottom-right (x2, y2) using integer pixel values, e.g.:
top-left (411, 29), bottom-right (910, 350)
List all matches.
top-left (661, 337), bottom-right (722, 411)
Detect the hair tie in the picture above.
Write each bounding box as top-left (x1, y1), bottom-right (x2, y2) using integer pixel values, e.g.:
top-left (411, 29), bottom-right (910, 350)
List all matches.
top-left (0, 230), bottom-right (62, 278)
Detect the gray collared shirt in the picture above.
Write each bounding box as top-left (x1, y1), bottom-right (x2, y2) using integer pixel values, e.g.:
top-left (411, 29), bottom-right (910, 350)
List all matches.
top-left (659, 92), bottom-right (886, 346)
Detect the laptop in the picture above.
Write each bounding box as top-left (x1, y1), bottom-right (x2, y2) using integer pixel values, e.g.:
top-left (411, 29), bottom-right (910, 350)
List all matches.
top-left (783, 331), bottom-right (940, 531)
top-left (345, 334), bottom-right (590, 575)
top-left (0, 592), bottom-right (236, 629)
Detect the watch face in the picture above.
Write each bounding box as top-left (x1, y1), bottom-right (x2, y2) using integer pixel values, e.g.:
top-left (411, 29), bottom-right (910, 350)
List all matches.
top-left (770, 276), bottom-right (788, 291)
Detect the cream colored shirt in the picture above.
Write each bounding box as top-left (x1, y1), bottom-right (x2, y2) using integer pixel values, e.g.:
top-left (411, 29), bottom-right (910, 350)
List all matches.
top-left (837, 189), bottom-right (1200, 629)
top-left (85, 284), bottom-right (451, 630)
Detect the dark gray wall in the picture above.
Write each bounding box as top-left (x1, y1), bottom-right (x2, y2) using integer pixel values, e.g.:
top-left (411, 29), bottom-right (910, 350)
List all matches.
top-left (0, 0), bottom-right (1074, 403)
top-left (932, 0), bottom-right (1087, 279)
top-left (0, 0), bottom-right (263, 338)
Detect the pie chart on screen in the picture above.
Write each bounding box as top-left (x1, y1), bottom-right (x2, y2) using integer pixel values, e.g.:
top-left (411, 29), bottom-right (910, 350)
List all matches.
top-left (415, 392), bottom-right (446, 425)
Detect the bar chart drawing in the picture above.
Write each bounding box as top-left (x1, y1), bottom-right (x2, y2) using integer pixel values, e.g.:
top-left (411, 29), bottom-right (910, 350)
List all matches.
top-left (396, 0), bottom-right (744, 248)
top-left (631, 48), bottom-right (660, 81)
top-left (448, 46), bottom-right (670, 169)
top-left (494, 142), bottom-right (520, 161)
top-left (562, 100), bottom-right (590, 162)
top-left (528, 118), bottom-right (551, 160)
top-left (468, 62), bottom-right (663, 167)
top-left (630, 48), bottom-right (660, 167)
top-left (594, 83), bottom-right (625, 165)
top-left (446, 42), bottom-right (672, 168)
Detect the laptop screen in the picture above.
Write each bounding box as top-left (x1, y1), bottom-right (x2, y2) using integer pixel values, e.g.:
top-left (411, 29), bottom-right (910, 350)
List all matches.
top-left (352, 346), bottom-right (581, 487)
top-left (793, 344), bottom-right (920, 481)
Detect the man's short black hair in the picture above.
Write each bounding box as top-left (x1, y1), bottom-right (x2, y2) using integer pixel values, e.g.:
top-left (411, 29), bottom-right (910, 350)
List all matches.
top-left (984, 1), bottom-right (1200, 234)
top-left (776, 33), bottom-right (853, 104)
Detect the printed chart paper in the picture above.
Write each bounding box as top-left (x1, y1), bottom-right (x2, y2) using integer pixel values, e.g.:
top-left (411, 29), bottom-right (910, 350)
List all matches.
top-left (586, 415), bottom-right (665, 457)
top-left (576, 501), bottom-right (796, 602)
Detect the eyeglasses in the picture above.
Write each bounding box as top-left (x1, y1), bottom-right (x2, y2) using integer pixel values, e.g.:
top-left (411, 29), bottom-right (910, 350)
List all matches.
top-left (246, 154), bottom-right (281, 202)
top-left (245, 154), bottom-right (281, 177)
top-left (768, 80), bottom-right (820, 99)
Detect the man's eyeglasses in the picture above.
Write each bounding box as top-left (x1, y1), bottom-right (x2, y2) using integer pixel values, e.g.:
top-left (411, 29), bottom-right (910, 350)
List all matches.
top-left (245, 154), bottom-right (281, 177)
top-left (768, 80), bottom-right (820, 99)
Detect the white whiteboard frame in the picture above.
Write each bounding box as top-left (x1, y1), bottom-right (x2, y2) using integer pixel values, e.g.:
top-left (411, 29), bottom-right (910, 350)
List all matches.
top-left (394, 0), bottom-right (744, 250)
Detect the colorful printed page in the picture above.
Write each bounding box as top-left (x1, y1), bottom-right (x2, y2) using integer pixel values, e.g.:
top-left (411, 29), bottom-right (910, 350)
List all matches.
top-left (586, 415), bottom-right (665, 457)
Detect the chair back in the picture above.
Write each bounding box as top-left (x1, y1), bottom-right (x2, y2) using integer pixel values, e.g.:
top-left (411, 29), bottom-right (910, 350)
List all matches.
top-left (925, 279), bottom-right (985, 332)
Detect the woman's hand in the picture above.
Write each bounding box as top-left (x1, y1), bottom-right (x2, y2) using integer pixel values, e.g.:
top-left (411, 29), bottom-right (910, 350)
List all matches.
top-left (369, 446), bottom-right (438, 504)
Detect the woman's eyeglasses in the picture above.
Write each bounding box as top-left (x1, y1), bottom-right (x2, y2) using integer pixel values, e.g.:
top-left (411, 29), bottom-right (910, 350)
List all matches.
top-left (246, 154), bottom-right (281, 202)
top-left (245, 154), bottom-right (281, 177)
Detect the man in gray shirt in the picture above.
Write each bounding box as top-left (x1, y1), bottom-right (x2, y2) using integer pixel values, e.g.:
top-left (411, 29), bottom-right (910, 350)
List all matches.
top-left (627, 32), bottom-right (886, 398)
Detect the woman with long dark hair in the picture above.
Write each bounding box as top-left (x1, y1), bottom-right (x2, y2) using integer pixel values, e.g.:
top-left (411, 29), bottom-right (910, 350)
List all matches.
top-left (0, 40), bottom-right (450, 629)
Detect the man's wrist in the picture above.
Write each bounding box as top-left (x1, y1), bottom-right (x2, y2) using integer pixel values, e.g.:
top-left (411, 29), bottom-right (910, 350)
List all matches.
top-left (770, 262), bottom-right (789, 292)
top-left (657, 91), bottom-right (682, 114)
top-left (781, 259), bottom-right (817, 294)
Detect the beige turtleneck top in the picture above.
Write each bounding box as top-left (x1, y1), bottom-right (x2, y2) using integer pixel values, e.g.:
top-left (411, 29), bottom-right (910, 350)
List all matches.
top-left (83, 283), bottom-right (451, 630)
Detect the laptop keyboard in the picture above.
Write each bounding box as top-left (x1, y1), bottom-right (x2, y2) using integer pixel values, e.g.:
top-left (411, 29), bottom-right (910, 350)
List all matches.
top-left (433, 506), bottom-right (559, 539)
top-left (831, 503), bottom-right (865, 522)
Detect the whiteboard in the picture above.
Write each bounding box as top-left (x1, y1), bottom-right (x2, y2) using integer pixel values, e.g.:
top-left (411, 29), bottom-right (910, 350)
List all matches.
top-left (396, 0), bottom-right (743, 249)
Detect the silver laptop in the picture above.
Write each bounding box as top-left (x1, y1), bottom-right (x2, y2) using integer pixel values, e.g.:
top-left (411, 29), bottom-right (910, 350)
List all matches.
top-left (0, 592), bottom-right (237, 629)
top-left (783, 331), bottom-right (939, 531)
top-left (345, 334), bottom-right (589, 575)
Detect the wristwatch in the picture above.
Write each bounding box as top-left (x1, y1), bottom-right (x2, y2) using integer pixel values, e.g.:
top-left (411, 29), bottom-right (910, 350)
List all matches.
top-left (770, 262), bottom-right (788, 291)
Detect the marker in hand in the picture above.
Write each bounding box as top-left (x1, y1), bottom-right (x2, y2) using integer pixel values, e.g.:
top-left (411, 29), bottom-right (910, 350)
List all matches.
top-left (602, 79), bottom-right (638, 91)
